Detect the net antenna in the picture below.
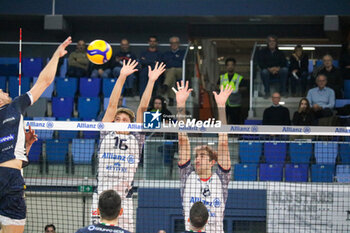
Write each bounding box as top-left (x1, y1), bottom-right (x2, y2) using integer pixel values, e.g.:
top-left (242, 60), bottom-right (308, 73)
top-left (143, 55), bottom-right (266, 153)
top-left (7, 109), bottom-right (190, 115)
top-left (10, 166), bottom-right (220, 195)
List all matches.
top-left (19, 27), bottom-right (22, 96)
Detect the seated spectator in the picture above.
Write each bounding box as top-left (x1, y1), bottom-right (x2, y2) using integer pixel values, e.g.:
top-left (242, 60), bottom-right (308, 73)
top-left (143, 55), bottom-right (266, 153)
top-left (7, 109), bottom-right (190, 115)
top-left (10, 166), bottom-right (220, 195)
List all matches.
top-left (147, 96), bottom-right (173, 122)
top-left (67, 40), bottom-right (90, 77)
top-left (292, 98), bottom-right (316, 125)
top-left (139, 36), bottom-right (162, 98)
top-left (112, 38), bottom-right (137, 96)
top-left (340, 42), bottom-right (350, 80)
top-left (161, 36), bottom-right (185, 105)
top-left (183, 202), bottom-right (209, 233)
top-left (75, 190), bottom-right (130, 233)
top-left (90, 56), bottom-right (114, 78)
top-left (316, 54), bottom-right (343, 98)
top-left (262, 92), bottom-right (291, 125)
top-left (257, 35), bottom-right (288, 98)
top-left (306, 74), bottom-right (335, 119)
top-left (289, 45), bottom-right (309, 96)
top-left (44, 224), bottom-right (56, 233)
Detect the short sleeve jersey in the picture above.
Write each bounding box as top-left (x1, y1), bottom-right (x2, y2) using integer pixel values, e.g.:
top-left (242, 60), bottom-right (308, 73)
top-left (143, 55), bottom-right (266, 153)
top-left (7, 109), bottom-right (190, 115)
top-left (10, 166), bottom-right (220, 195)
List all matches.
top-left (0, 92), bottom-right (33, 164)
top-left (97, 131), bottom-right (144, 197)
top-left (179, 161), bottom-right (231, 233)
top-left (75, 224), bottom-right (131, 233)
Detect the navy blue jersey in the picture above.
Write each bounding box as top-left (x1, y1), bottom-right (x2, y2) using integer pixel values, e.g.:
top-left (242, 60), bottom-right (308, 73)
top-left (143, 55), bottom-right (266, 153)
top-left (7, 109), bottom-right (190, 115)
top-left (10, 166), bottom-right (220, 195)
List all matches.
top-left (0, 92), bottom-right (33, 164)
top-left (75, 224), bottom-right (131, 233)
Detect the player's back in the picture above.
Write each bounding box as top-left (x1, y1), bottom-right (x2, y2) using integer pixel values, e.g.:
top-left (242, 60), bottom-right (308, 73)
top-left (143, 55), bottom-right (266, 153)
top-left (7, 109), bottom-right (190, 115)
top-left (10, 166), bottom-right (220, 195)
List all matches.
top-left (75, 223), bottom-right (131, 233)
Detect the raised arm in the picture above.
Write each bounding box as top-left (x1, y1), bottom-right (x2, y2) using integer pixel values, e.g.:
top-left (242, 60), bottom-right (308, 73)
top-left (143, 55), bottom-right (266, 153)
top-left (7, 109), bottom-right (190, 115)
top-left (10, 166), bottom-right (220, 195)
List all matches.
top-left (176, 81), bottom-right (193, 165)
top-left (30, 37), bottom-right (72, 103)
top-left (136, 62), bottom-right (166, 123)
top-left (213, 85), bottom-right (233, 170)
top-left (102, 59), bottom-right (138, 122)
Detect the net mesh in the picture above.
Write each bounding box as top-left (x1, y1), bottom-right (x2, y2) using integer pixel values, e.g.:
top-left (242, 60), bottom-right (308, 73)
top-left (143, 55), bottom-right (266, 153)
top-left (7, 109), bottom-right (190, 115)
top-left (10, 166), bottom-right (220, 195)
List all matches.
top-left (21, 121), bottom-right (350, 233)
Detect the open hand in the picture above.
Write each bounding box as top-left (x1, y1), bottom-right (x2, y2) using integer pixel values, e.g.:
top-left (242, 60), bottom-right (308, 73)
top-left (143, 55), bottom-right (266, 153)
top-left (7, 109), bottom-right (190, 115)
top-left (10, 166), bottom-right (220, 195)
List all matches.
top-left (148, 62), bottom-right (166, 82)
top-left (175, 80), bottom-right (193, 106)
top-left (213, 85), bottom-right (233, 107)
top-left (120, 59), bottom-right (138, 77)
top-left (54, 36), bottom-right (72, 58)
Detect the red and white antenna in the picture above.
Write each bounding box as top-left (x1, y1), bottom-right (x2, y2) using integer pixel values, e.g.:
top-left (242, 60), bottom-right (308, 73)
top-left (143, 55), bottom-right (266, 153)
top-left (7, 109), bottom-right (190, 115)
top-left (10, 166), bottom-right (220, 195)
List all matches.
top-left (19, 28), bottom-right (22, 96)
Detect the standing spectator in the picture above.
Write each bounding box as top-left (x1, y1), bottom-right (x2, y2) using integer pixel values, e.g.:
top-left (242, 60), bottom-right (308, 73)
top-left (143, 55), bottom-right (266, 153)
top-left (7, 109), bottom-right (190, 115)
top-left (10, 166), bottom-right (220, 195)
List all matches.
top-left (44, 224), bottom-right (56, 233)
top-left (112, 38), bottom-right (137, 96)
top-left (292, 98), bottom-right (316, 125)
top-left (289, 45), bottom-right (309, 96)
top-left (340, 42), bottom-right (350, 80)
top-left (161, 36), bottom-right (185, 106)
top-left (257, 35), bottom-right (288, 98)
top-left (262, 92), bottom-right (291, 125)
top-left (67, 40), bottom-right (90, 77)
top-left (307, 74), bottom-right (335, 119)
top-left (316, 54), bottom-right (343, 98)
top-left (219, 58), bottom-right (244, 124)
top-left (183, 202), bottom-right (209, 233)
top-left (139, 36), bottom-right (162, 98)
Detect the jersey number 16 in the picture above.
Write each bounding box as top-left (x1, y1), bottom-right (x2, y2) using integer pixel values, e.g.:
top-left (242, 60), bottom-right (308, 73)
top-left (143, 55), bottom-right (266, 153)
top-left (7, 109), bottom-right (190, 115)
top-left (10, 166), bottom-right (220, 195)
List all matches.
top-left (114, 136), bottom-right (128, 150)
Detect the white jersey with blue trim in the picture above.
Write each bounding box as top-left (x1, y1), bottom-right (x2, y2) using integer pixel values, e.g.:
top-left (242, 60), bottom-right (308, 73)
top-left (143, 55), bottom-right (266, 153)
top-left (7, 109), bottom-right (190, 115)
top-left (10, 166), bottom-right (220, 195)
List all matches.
top-left (0, 92), bottom-right (33, 165)
top-left (179, 161), bottom-right (231, 233)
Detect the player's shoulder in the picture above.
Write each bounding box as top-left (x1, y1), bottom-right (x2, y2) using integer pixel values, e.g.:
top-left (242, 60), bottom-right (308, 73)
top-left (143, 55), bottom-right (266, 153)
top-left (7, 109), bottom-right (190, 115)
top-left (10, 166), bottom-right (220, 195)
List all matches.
top-left (75, 224), bottom-right (131, 233)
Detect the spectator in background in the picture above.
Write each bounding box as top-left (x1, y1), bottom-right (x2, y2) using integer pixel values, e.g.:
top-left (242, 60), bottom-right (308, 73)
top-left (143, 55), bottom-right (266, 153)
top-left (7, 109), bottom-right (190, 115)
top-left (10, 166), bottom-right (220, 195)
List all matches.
top-left (90, 57), bottom-right (113, 79)
top-left (161, 36), bottom-right (185, 106)
top-left (147, 96), bottom-right (173, 122)
top-left (113, 38), bottom-right (137, 96)
top-left (219, 58), bottom-right (245, 124)
top-left (183, 202), bottom-right (209, 233)
top-left (257, 35), bottom-right (288, 98)
top-left (340, 42), bottom-right (350, 80)
top-left (289, 45), bottom-right (309, 97)
top-left (262, 92), bottom-right (291, 125)
top-left (316, 54), bottom-right (343, 98)
top-left (67, 40), bottom-right (90, 77)
top-left (292, 98), bottom-right (315, 126)
top-left (44, 224), bottom-right (56, 233)
top-left (306, 74), bottom-right (335, 119)
top-left (139, 36), bottom-right (162, 98)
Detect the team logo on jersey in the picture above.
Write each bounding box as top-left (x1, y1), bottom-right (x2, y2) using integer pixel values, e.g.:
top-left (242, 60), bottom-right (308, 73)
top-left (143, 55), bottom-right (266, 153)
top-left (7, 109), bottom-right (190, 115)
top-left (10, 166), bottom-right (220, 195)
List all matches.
top-left (201, 184), bottom-right (211, 197)
top-left (2, 117), bottom-right (15, 124)
top-left (143, 110), bottom-right (161, 129)
top-left (88, 225), bottom-right (96, 231)
top-left (213, 198), bottom-right (221, 208)
top-left (127, 155), bottom-right (135, 164)
top-left (0, 134), bottom-right (14, 143)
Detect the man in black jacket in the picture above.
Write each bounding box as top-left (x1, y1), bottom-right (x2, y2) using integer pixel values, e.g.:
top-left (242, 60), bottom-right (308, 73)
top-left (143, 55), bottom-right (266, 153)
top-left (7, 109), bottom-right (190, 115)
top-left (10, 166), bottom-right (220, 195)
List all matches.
top-left (258, 35), bottom-right (288, 98)
top-left (263, 92), bottom-right (291, 125)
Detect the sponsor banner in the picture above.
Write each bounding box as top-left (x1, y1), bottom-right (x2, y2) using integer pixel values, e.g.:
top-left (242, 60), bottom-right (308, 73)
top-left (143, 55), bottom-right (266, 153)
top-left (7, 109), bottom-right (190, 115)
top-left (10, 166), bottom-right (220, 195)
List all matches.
top-left (23, 121), bottom-right (350, 135)
top-left (267, 183), bottom-right (350, 233)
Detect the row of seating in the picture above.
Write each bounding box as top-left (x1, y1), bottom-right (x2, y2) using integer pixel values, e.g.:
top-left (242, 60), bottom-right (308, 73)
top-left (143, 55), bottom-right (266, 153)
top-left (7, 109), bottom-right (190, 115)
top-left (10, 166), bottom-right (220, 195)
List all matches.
top-left (239, 142), bottom-right (350, 164)
top-left (234, 163), bottom-right (350, 183)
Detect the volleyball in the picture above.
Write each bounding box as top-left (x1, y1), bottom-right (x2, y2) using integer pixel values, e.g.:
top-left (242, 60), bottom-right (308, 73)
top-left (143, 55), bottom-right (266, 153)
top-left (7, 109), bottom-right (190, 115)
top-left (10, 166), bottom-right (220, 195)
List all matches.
top-left (86, 39), bottom-right (113, 65)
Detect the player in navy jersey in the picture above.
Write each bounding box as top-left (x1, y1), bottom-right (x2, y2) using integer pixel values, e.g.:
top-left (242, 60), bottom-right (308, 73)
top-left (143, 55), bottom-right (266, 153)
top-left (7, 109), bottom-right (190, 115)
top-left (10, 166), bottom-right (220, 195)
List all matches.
top-left (175, 81), bottom-right (232, 233)
top-left (91, 59), bottom-right (166, 232)
top-left (183, 201), bottom-right (209, 233)
top-left (0, 37), bottom-right (72, 233)
top-left (77, 190), bottom-right (131, 233)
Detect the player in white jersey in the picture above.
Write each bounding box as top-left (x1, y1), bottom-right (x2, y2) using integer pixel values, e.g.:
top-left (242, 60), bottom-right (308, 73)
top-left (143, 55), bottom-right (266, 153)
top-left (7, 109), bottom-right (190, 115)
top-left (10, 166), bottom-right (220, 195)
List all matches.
top-left (91, 59), bottom-right (166, 232)
top-left (175, 81), bottom-right (233, 233)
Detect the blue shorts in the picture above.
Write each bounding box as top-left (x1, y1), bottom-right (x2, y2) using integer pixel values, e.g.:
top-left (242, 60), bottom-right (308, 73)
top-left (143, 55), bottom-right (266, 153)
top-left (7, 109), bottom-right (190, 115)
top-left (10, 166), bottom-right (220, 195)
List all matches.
top-left (0, 167), bottom-right (26, 220)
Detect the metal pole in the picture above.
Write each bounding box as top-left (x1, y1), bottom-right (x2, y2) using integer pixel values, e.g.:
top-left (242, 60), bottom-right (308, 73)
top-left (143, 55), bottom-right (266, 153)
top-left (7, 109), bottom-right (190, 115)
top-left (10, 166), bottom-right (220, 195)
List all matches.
top-left (248, 42), bottom-right (257, 118)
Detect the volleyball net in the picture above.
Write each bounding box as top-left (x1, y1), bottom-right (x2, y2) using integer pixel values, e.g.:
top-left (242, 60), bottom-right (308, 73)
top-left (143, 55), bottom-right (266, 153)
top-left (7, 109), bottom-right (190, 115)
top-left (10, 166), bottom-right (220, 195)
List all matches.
top-left (22, 120), bottom-right (350, 233)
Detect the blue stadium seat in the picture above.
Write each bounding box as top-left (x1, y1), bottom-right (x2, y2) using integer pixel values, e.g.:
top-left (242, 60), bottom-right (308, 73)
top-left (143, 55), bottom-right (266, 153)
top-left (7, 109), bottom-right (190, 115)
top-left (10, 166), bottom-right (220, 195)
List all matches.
top-left (59, 58), bottom-right (68, 77)
top-left (22, 57), bottom-right (42, 77)
top-left (234, 164), bottom-right (257, 181)
top-left (259, 163), bottom-right (283, 181)
top-left (289, 142), bottom-right (313, 164)
top-left (57, 117), bottom-right (80, 140)
top-left (311, 164), bottom-right (334, 182)
top-left (345, 80), bottom-right (350, 99)
top-left (27, 139), bottom-right (43, 163)
top-left (26, 98), bottom-right (48, 117)
top-left (339, 144), bottom-right (350, 164)
top-left (0, 57), bottom-right (18, 76)
top-left (9, 76), bottom-right (31, 99)
top-left (264, 142), bottom-right (287, 163)
top-left (79, 77), bottom-right (101, 97)
top-left (244, 119), bottom-right (262, 125)
top-left (335, 99), bottom-right (350, 108)
top-left (104, 97), bottom-right (109, 111)
top-left (308, 59), bottom-right (314, 73)
top-left (78, 97), bottom-right (100, 119)
top-left (56, 77), bottom-right (78, 98)
top-left (102, 78), bottom-right (117, 97)
top-left (33, 77), bottom-right (54, 98)
top-left (45, 139), bottom-right (69, 164)
top-left (52, 97), bottom-right (74, 118)
top-left (33, 117), bottom-right (55, 139)
top-left (0, 76), bottom-right (7, 91)
top-left (285, 164), bottom-right (308, 182)
top-left (82, 131), bottom-right (100, 139)
top-left (336, 165), bottom-right (350, 183)
top-left (72, 139), bottom-right (95, 165)
top-left (239, 142), bottom-right (262, 163)
top-left (315, 142), bottom-right (338, 164)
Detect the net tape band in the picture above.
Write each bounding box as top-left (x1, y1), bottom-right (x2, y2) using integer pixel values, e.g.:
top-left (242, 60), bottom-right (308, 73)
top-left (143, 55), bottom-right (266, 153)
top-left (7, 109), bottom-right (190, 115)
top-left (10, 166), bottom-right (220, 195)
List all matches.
top-left (25, 121), bottom-right (350, 136)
